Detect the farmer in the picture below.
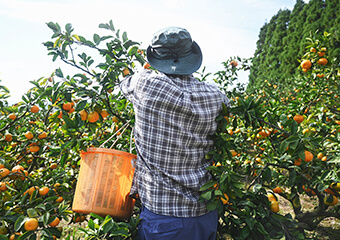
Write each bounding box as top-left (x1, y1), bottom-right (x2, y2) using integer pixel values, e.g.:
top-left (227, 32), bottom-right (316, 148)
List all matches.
top-left (120, 26), bottom-right (230, 240)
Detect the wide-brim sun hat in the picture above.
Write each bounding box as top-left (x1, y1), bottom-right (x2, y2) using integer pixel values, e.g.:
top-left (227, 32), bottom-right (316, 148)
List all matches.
top-left (146, 27), bottom-right (202, 75)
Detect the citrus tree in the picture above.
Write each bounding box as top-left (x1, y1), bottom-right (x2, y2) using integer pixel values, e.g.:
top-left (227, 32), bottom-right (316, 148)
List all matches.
top-left (199, 31), bottom-right (340, 239)
top-left (0, 21), bottom-right (141, 240)
top-left (0, 21), bottom-right (339, 240)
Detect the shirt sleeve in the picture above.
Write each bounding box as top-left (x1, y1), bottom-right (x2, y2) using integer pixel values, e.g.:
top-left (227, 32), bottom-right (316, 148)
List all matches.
top-left (119, 72), bottom-right (141, 103)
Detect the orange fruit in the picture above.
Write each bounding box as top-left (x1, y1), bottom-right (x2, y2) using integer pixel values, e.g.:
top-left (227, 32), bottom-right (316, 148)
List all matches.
top-left (270, 201), bottom-right (279, 213)
top-left (300, 60), bottom-right (312, 69)
top-left (57, 111), bottom-right (63, 119)
top-left (5, 133), bottom-right (13, 142)
top-left (273, 187), bottom-right (282, 194)
top-left (324, 188), bottom-right (336, 195)
top-left (321, 156), bottom-right (327, 162)
top-left (24, 218), bottom-right (39, 231)
top-left (0, 226), bottom-right (8, 235)
top-left (8, 113), bottom-right (16, 120)
top-left (29, 145), bottom-right (40, 153)
top-left (294, 159), bottom-right (302, 166)
top-left (0, 163), bottom-right (4, 169)
top-left (221, 193), bottom-right (229, 204)
top-left (0, 181), bottom-right (8, 191)
top-left (73, 215), bottom-right (82, 222)
top-left (302, 185), bottom-right (311, 193)
top-left (68, 107), bottom-right (75, 114)
top-left (56, 196), bottom-right (64, 203)
top-left (0, 168), bottom-right (10, 178)
top-left (330, 182), bottom-right (340, 191)
top-left (39, 186), bottom-right (49, 196)
top-left (293, 115), bottom-right (304, 124)
top-left (62, 102), bottom-right (72, 111)
top-left (122, 68), bottom-right (130, 76)
top-left (318, 51), bottom-right (326, 57)
top-left (324, 195), bottom-right (338, 206)
top-left (100, 109), bottom-right (109, 118)
top-left (310, 47), bottom-right (316, 52)
top-left (317, 73), bottom-right (325, 78)
top-left (230, 150), bottom-right (237, 157)
top-left (25, 131), bottom-right (34, 140)
top-left (214, 162), bottom-right (221, 167)
top-left (49, 217), bottom-right (60, 227)
top-left (304, 150), bottom-right (313, 162)
top-left (38, 132), bottom-right (47, 139)
top-left (317, 58), bottom-right (328, 65)
top-left (317, 153), bottom-right (324, 160)
top-left (27, 186), bottom-right (39, 195)
top-left (112, 116), bottom-right (119, 124)
top-left (12, 165), bottom-right (24, 174)
top-left (79, 110), bottom-right (88, 121)
top-left (268, 193), bottom-right (277, 202)
top-left (9, 233), bottom-right (21, 240)
top-left (230, 60), bottom-right (238, 67)
top-left (50, 163), bottom-right (58, 169)
top-left (31, 105), bottom-right (39, 113)
top-left (144, 62), bottom-right (151, 69)
top-left (302, 68), bottom-right (309, 72)
top-left (87, 111), bottom-right (100, 123)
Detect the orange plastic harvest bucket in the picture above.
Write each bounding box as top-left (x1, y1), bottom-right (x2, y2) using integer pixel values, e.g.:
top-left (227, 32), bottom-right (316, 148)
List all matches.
top-left (72, 148), bottom-right (136, 219)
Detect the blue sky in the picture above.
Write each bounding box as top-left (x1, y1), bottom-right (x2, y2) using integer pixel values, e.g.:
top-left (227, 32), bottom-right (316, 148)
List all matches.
top-left (0, 0), bottom-right (303, 103)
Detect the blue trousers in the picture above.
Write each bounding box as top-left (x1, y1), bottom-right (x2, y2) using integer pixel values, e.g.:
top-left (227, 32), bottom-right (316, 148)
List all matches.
top-left (138, 206), bottom-right (218, 240)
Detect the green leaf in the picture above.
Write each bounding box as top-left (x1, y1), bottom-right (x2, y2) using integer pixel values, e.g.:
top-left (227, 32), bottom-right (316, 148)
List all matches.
top-left (46, 22), bottom-right (59, 32)
top-left (14, 215), bottom-right (26, 232)
top-left (100, 218), bottom-right (115, 234)
top-left (55, 68), bottom-right (63, 78)
top-left (18, 231), bottom-right (34, 240)
top-left (245, 218), bottom-right (256, 230)
top-left (222, 102), bottom-right (229, 115)
top-left (27, 208), bottom-right (38, 218)
top-left (90, 213), bottom-right (104, 221)
top-left (65, 23), bottom-right (73, 33)
top-left (88, 218), bottom-right (95, 230)
top-left (93, 34), bottom-right (101, 45)
top-left (206, 201), bottom-right (218, 211)
top-left (122, 31), bottom-right (128, 42)
top-left (42, 212), bottom-right (50, 225)
top-left (128, 46), bottom-right (138, 56)
top-left (252, 183), bottom-right (263, 194)
top-left (200, 181), bottom-right (216, 191)
top-left (298, 150), bottom-right (305, 161)
top-left (239, 225), bottom-right (250, 239)
top-left (288, 170), bottom-right (297, 186)
top-left (201, 191), bottom-right (212, 200)
top-left (75, 100), bottom-right (88, 111)
top-left (279, 140), bottom-right (289, 153)
top-left (62, 114), bottom-right (76, 128)
top-left (262, 168), bottom-right (272, 182)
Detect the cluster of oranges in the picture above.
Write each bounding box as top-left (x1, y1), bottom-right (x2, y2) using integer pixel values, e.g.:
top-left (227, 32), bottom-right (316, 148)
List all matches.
top-left (300, 47), bottom-right (328, 73)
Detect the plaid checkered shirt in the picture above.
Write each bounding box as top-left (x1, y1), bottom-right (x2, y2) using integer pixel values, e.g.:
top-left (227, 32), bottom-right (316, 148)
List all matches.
top-left (120, 69), bottom-right (230, 217)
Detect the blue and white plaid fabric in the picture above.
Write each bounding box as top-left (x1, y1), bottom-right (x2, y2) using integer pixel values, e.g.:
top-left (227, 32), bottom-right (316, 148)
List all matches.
top-left (120, 69), bottom-right (230, 217)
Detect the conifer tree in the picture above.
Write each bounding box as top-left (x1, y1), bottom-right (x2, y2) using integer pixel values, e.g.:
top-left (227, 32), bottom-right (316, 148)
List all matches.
top-left (248, 0), bottom-right (340, 90)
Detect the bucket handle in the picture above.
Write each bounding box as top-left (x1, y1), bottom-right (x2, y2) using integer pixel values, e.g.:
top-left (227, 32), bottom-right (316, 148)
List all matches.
top-left (100, 120), bottom-right (132, 149)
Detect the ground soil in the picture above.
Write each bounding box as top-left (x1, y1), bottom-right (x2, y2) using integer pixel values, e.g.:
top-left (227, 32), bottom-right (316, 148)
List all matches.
top-left (278, 194), bottom-right (340, 240)
top-left (222, 193), bottom-right (340, 240)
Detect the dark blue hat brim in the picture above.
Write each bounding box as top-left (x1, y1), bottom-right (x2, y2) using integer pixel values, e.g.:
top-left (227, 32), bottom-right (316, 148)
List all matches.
top-left (146, 41), bottom-right (202, 75)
